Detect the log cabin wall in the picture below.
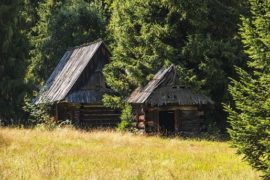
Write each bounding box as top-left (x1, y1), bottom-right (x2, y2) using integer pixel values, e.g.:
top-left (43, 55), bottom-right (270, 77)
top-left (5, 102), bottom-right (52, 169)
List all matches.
top-left (134, 105), bottom-right (145, 129)
top-left (56, 102), bottom-right (75, 122)
top-left (57, 103), bottom-right (120, 128)
top-left (145, 109), bottom-right (159, 132)
top-left (78, 105), bottom-right (121, 128)
top-left (143, 105), bottom-right (205, 133)
top-left (178, 110), bottom-right (203, 132)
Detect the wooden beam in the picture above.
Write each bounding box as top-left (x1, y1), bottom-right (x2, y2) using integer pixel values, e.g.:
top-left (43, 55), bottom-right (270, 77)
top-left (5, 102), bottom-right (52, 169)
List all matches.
top-left (147, 105), bottom-right (198, 112)
top-left (55, 103), bottom-right (59, 122)
top-left (174, 110), bottom-right (180, 133)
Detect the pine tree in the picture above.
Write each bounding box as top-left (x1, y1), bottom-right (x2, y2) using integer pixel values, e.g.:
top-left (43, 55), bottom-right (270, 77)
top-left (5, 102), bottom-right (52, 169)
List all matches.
top-left (104, 0), bottom-right (179, 95)
top-left (0, 0), bottom-right (29, 122)
top-left (225, 0), bottom-right (270, 177)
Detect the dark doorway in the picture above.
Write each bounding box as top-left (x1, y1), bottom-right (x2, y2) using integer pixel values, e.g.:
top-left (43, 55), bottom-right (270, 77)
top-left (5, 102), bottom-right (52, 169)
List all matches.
top-left (159, 111), bottom-right (175, 133)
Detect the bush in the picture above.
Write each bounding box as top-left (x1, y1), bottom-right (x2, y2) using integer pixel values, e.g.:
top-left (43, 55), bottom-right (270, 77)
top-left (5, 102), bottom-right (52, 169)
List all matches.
top-left (23, 96), bottom-right (56, 129)
top-left (117, 104), bottom-right (134, 131)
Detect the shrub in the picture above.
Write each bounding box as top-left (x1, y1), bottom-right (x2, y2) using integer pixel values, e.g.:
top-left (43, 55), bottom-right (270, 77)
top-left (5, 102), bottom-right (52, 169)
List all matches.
top-left (23, 96), bottom-right (56, 129)
top-left (117, 104), bottom-right (134, 131)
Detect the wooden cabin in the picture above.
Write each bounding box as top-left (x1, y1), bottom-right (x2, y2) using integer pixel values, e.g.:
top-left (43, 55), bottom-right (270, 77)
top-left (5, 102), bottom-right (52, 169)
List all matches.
top-left (127, 65), bottom-right (213, 134)
top-left (35, 40), bottom-right (120, 127)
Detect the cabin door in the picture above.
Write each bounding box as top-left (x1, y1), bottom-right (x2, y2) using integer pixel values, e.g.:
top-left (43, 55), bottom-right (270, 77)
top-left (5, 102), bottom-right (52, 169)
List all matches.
top-left (159, 111), bottom-right (175, 133)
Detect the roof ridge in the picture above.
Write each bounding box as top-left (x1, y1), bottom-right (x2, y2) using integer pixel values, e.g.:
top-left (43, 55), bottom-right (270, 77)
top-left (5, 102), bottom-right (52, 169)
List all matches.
top-left (67, 38), bottom-right (103, 51)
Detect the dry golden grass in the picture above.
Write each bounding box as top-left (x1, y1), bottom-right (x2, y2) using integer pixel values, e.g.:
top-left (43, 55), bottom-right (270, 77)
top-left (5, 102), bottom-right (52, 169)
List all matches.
top-left (0, 127), bottom-right (260, 180)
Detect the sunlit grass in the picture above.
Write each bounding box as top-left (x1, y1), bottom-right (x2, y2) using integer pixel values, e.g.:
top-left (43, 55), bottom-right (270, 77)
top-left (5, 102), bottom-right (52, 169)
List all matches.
top-left (0, 127), bottom-right (260, 179)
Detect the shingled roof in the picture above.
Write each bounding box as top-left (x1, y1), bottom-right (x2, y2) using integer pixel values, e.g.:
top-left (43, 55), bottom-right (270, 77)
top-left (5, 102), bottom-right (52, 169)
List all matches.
top-left (35, 39), bottom-right (108, 104)
top-left (127, 65), bottom-right (213, 106)
top-left (127, 65), bottom-right (174, 104)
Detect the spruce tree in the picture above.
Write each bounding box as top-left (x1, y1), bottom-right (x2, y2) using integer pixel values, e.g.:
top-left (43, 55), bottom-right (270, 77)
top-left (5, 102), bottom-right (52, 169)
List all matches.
top-left (0, 0), bottom-right (29, 122)
top-left (225, 0), bottom-right (270, 177)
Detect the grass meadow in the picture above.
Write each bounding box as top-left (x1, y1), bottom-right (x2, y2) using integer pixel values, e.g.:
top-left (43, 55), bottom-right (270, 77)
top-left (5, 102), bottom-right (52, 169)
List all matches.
top-left (0, 127), bottom-right (260, 179)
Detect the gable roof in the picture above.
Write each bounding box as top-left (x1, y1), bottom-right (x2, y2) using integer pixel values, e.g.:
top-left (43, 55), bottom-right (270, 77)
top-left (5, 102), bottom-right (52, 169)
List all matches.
top-left (127, 65), bottom-right (213, 106)
top-left (35, 39), bottom-right (108, 104)
top-left (127, 65), bottom-right (174, 104)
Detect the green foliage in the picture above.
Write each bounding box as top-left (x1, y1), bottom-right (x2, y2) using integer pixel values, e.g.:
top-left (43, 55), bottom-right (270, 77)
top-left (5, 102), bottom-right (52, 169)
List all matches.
top-left (23, 96), bottom-right (61, 130)
top-left (174, 65), bottom-right (204, 92)
top-left (23, 96), bottom-right (52, 125)
top-left (225, 69), bottom-right (270, 178)
top-left (181, 34), bottom-right (247, 101)
top-left (117, 103), bottom-right (133, 131)
top-left (0, 0), bottom-right (29, 121)
top-left (205, 122), bottom-right (221, 138)
top-left (0, 0), bottom-right (253, 134)
top-left (26, 0), bottom-right (106, 85)
top-left (240, 1), bottom-right (270, 71)
top-left (225, 0), bottom-right (270, 177)
top-left (103, 95), bottom-right (133, 131)
top-left (102, 94), bottom-right (124, 109)
top-left (105, 0), bottom-right (180, 92)
top-left (22, 0), bottom-right (44, 30)
top-left (104, 0), bottom-right (249, 129)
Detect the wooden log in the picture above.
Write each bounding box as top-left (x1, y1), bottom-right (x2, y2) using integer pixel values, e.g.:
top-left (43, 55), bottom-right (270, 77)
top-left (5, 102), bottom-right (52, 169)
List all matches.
top-left (175, 110), bottom-right (180, 132)
top-left (148, 105), bottom-right (198, 112)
